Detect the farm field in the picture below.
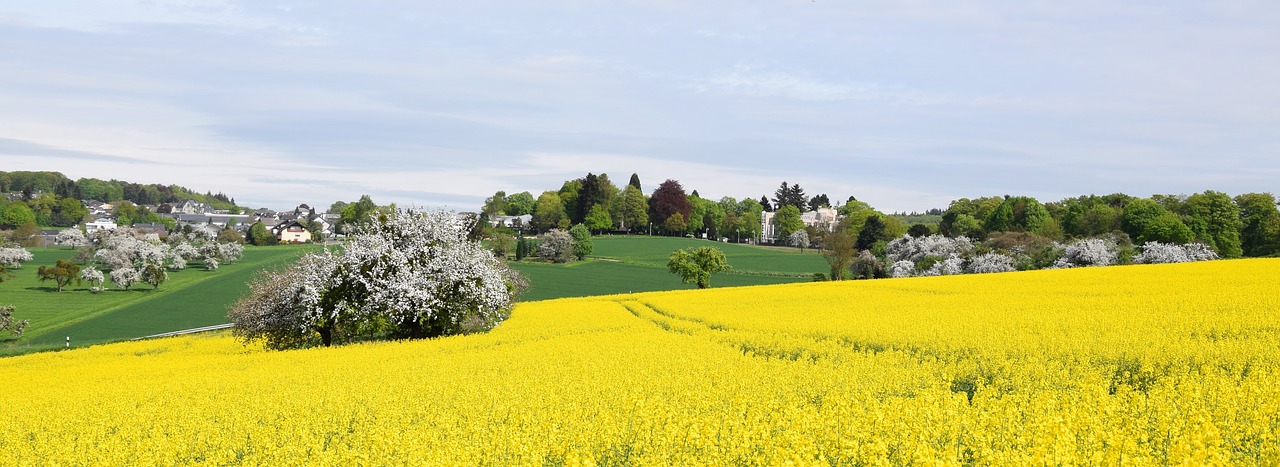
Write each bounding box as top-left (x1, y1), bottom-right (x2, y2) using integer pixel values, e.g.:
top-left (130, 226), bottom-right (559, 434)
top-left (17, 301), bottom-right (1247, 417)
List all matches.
top-left (1, 244), bottom-right (318, 353)
top-left (3, 258), bottom-right (1278, 464)
top-left (510, 236), bottom-right (826, 300)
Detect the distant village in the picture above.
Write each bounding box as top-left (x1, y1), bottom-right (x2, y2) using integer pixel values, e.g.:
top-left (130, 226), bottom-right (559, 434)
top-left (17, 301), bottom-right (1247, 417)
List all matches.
top-left (77, 198), bottom-right (335, 244)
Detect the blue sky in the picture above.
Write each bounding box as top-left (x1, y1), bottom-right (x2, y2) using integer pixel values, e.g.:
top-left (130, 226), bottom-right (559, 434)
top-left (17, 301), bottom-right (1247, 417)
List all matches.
top-left (2, 1), bottom-right (1277, 212)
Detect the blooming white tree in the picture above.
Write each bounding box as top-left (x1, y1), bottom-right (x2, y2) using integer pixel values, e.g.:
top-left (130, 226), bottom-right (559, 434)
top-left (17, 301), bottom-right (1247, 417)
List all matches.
top-left (191, 224), bottom-right (220, 241)
top-left (110, 267), bottom-right (140, 290)
top-left (890, 260), bottom-right (916, 278)
top-left (788, 230), bottom-right (810, 251)
top-left (920, 257), bottom-right (964, 276)
top-left (230, 209), bottom-right (519, 348)
top-left (1134, 242), bottom-right (1219, 264)
top-left (81, 267), bottom-right (106, 293)
top-left (54, 229), bottom-right (88, 247)
top-left (0, 247), bottom-right (34, 268)
top-left (538, 229), bottom-right (575, 263)
top-left (1059, 238), bottom-right (1118, 267)
top-left (968, 253), bottom-right (1016, 274)
top-left (886, 234), bottom-right (973, 264)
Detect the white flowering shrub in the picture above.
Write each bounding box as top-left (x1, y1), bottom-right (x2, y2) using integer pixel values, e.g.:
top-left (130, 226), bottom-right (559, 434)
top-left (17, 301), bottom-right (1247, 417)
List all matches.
top-left (0, 247), bottom-right (34, 268)
top-left (538, 229), bottom-right (575, 263)
top-left (886, 234), bottom-right (973, 263)
top-left (1059, 238), bottom-right (1117, 267)
top-left (172, 243), bottom-right (198, 260)
top-left (169, 256), bottom-right (187, 271)
top-left (230, 209), bottom-right (519, 349)
top-left (191, 224), bottom-right (220, 241)
top-left (968, 253), bottom-right (1016, 274)
top-left (166, 232), bottom-right (188, 245)
top-left (920, 257), bottom-right (964, 276)
top-left (890, 260), bottom-right (916, 278)
top-left (110, 267), bottom-right (140, 289)
top-left (789, 230), bottom-right (810, 250)
top-left (93, 231), bottom-right (168, 270)
top-left (1134, 242), bottom-right (1219, 264)
top-left (54, 229), bottom-right (88, 247)
top-left (205, 258), bottom-right (220, 271)
top-left (81, 267), bottom-right (105, 293)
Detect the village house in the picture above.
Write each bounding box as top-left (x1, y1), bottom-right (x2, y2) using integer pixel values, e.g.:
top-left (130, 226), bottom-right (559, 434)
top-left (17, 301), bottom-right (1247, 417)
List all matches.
top-left (172, 199), bottom-right (214, 215)
top-left (271, 220), bottom-right (312, 244)
top-left (85, 218), bottom-right (118, 233)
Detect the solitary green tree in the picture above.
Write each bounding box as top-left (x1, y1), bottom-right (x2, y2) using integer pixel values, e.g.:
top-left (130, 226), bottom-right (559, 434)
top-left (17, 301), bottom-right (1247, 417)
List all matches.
top-left (37, 259), bottom-right (81, 292)
top-left (667, 246), bottom-right (731, 289)
top-left (568, 224), bottom-right (593, 259)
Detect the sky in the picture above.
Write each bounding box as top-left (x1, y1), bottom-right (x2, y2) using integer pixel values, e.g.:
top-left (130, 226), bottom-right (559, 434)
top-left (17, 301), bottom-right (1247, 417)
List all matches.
top-left (1, 1), bottom-right (1278, 213)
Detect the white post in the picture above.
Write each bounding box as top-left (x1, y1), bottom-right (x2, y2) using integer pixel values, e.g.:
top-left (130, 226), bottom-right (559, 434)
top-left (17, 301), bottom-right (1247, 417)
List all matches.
top-left (65, 336), bottom-right (70, 348)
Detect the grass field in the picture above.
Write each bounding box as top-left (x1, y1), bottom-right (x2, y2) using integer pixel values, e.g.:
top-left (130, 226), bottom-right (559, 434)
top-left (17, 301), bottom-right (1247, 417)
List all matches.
top-left (0, 244), bottom-right (317, 353)
top-left (2, 258), bottom-right (1277, 464)
top-left (510, 235), bottom-right (828, 301)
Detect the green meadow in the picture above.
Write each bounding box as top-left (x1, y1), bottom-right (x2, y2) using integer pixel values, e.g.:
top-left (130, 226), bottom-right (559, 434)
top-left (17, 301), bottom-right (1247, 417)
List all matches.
top-left (1, 244), bottom-right (318, 354)
top-left (509, 235), bottom-right (827, 301)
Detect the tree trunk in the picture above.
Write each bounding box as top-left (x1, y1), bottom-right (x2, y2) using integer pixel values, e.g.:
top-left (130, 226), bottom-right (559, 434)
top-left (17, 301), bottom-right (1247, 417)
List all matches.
top-left (318, 326), bottom-right (333, 347)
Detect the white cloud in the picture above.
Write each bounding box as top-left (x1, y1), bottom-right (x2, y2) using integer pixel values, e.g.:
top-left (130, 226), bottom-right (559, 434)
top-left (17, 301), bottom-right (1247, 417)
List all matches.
top-left (696, 66), bottom-right (931, 103)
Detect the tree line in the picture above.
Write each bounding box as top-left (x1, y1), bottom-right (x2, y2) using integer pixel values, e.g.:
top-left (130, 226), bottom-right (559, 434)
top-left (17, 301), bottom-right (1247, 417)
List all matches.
top-left (0, 171), bottom-right (241, 211)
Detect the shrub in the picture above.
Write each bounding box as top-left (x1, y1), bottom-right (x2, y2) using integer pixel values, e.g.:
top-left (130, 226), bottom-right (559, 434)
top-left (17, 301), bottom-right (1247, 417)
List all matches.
top-left (538, 229), bottom-right (575, 263)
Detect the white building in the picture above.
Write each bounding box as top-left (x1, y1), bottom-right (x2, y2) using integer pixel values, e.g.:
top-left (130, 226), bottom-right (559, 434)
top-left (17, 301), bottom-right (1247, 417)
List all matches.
top-left (760, 207), bottom-right (839, 244)
top-left (85, 218), bottom-right (118, 233)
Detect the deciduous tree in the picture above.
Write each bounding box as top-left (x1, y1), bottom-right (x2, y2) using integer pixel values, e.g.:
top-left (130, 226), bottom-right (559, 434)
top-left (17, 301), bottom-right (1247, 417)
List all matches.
top-left (667, 246), bottom-right (731, 289)
top-left (569, 224), bottom-right (593, 259)
top-left (538, 229), bottom-right (575, 263)
top-left (772, 205), bottom-right (803, 242)
top-left (532, 191), bottom-right (566, 233)
top-left (649, 180), bottom-right (692, 232)
top-left (37, 259), bottom-right (81, 292)
top-left (0, 305), bottom-right (28, 337)
top-left (821, 229), bottom-right (856, 280)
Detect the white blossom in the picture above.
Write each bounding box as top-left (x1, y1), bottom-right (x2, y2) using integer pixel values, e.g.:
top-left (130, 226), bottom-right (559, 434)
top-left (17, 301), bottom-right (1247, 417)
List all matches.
top-left (0, 247), bottom-right (34, 268)
top-left (788, 230), bottom-right (810, 249)
top-left (172, 243), bottom-right (199, 260)
top-left (1060, 238), bottom-right (1117, 267)
top-left (230, 208), bottom-right (517, 348)
top-left (54, 229), bottom-right (88, 247)
top-left (110, 267), bottom-right (140, 289)
top-left (538, 229), bottom-right (575, 263)
top-left (967, 253), bottom-right (1016, 274)
top-left (1135, 242), bottom-right (1219, 264)
top-left (920, 257), bottom-right (964, 276)
top-left (191, 224), bottom-right (220, 241)
top-left (886, 234), bottom-right (973, 263)
top-left (889, 260), bottom-right (916, 278)
top-left (81, 267), bottom-right (105, 291)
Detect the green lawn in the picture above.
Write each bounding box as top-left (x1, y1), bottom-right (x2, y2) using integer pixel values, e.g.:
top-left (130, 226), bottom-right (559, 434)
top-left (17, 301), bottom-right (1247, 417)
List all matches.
top-left (1, 244), bottom-right (317, 353)
top-left (509, 235), bottom-right (828, 301)
top-left (590, 235), bottom-right (827, 275)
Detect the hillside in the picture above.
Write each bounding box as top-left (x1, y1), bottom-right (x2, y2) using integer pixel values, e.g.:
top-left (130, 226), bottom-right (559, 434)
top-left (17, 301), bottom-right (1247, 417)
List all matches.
top-left (509, 236), bottom-right (827, 301)
top-left (2, 259), bottom-right (1277, 464)
top-left (1, 245), bottom-right (317, 354)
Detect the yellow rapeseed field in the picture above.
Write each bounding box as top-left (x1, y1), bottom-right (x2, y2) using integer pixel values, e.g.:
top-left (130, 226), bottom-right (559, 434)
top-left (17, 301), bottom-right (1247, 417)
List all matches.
top-left (3, 259), bottom-right (1279, 465)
